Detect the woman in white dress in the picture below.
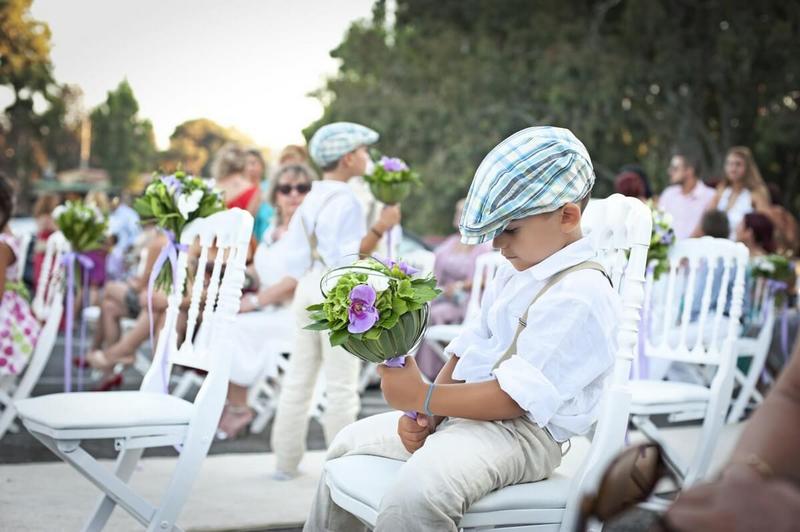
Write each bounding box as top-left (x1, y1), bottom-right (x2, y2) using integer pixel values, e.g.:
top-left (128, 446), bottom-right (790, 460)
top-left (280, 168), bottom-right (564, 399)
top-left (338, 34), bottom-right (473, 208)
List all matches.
top-left (706, 146), bottom-right (770, 239)
top-left (216, 163), bottom-right (316, 439)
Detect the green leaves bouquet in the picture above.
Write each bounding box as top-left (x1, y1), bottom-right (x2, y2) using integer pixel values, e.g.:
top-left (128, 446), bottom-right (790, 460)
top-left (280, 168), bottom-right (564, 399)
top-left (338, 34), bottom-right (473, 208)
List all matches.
top-left (133, 171), bottom-right (225, 292)
top-left (306, 257), bottom-right (440, 364)
top-left (363, 156), bottom-right (422, 205)
top-left (53, 200), bottom-right (108, 252)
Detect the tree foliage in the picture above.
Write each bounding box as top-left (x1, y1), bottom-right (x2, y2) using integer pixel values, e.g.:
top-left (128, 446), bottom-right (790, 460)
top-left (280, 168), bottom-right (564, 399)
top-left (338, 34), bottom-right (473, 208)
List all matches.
top-left (306, 0), bottom-right (800, 235)
top-left (160, 118), bottom-right (254, 177)
top-left (90, 79), bottom-right (157, 189)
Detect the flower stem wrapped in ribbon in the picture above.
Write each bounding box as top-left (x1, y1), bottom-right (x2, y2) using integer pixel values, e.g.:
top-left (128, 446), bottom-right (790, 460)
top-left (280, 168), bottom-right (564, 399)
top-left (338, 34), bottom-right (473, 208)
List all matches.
top-left (53, 200), bottom-right (107, 392)
top-left (306, 257), bottom-right (441, 418)
top-left (363, 156), bottom-right (421, 205)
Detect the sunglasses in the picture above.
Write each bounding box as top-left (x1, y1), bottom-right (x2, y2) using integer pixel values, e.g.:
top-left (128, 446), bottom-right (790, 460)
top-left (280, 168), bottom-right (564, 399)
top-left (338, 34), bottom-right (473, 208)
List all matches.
top-left (577, 442), bottom-right (680, 531)
top-left (276, 183), bottom-right (311, 195)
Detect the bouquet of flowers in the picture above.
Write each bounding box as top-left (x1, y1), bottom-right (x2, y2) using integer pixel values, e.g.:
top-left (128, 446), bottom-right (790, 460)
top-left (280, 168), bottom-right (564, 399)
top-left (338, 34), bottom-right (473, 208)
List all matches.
top-left (752, 254), bottom-right (793, 282)
top-left (53, 200), bottom-right (108, 252)
top-left (363, 156), bottom-right (422, 205)
top-left (646, 203), bottom-right (676, 281)
top-left (133, 171), bottom-right (225, 292)
top-left (305, 257), bottom-right (440, 363)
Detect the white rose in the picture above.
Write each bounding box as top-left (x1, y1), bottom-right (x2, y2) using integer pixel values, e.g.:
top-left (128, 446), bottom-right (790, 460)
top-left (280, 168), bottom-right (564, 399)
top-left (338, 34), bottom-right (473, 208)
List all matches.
top-left (661, 211), bottom-right (674, 225)
top-left (762, 261), bottom-right (776, 273)
top-left (177, 189), bottom-right (204, 219)
top-left (52, 205), bottom-right (66, 219)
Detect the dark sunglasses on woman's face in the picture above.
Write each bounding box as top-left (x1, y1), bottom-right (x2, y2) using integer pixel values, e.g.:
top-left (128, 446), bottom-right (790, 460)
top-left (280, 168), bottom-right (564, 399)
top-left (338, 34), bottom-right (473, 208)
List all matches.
top-left (276, 183), bottom-right (311, 195)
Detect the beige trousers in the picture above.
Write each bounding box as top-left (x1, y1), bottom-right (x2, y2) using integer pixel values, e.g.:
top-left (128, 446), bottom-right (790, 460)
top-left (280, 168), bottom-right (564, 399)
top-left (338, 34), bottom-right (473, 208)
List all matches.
top-left (304, 411), bottom-right (563, 532)
top-left (271, 271), bottom-right (362, 475)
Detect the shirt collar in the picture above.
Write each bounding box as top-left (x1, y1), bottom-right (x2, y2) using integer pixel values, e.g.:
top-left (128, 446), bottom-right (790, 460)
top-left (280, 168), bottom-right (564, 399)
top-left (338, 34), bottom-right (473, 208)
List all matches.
top-left (524, 236), bottom-right (597, 281)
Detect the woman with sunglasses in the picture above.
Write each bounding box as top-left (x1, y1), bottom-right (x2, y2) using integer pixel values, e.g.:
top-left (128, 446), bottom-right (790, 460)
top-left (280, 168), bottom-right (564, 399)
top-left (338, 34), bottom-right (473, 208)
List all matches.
top-left (215, 164), bottom-right (316, 440)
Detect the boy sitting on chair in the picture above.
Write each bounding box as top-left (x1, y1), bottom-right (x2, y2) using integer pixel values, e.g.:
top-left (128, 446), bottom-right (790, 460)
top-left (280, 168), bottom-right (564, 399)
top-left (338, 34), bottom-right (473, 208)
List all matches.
top-left (304, 126), bottom-right (622, 532)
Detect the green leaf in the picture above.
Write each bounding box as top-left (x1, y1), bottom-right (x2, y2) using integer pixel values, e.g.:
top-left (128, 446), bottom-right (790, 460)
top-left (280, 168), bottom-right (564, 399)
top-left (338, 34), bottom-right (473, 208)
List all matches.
top-left (330, 328), bottom-right (350, 346)
top-left (304, 320), bottom-right (331, 331)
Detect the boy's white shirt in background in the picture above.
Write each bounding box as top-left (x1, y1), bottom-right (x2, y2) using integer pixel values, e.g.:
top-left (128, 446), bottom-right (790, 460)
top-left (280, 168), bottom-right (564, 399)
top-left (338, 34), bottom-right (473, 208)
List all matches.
top-left (445, 237), bottom-right (622, 442)
top-left (282, 180), bottom-right (367, 279)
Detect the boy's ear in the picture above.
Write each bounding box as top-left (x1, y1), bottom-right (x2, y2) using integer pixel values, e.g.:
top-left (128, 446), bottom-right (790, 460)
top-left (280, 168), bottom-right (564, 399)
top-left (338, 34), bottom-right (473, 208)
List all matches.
top-left (560, 202), bottom-right (582, 233)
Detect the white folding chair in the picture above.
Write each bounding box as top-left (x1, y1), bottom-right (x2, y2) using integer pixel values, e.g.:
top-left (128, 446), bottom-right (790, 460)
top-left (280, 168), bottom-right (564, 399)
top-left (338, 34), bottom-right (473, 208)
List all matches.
top-left (323, 194), bottom-right (652, 531)
top-left (631, 237), bottom-right (748, 486)
top-left (14, 208), bottom-right (253, 532)
top-left (0, 232), bottom-right (69, 439)
top-left (421, 251), bottom-right (506, 363)
top-left (727, 276), bottom-right (777, 423)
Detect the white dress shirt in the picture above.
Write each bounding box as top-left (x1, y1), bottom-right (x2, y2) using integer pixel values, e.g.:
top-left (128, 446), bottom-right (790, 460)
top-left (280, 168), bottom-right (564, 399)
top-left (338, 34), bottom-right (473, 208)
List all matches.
top-left (282, 180), bottom-right (367, 279)
top-left (446, 237), bottom-right (621, 442)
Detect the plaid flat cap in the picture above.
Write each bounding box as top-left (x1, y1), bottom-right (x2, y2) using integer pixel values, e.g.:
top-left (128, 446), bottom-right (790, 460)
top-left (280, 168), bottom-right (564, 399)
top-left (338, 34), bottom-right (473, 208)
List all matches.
top-left (459, 126), bottom-right (595, 244)
top-left (308, 122), bottom-right (379, 168)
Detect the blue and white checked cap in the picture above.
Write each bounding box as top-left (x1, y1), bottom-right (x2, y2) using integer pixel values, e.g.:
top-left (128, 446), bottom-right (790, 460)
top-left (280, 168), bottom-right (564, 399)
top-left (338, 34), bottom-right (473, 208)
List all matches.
top-left (460, 126), bottom-right (594, 244)
top-left (308, 122), bottom-right (379, 168)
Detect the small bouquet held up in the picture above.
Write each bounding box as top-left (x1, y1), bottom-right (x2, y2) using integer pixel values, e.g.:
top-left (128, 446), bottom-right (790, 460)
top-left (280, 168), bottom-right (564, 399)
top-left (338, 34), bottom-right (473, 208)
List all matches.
top-left (306, 257), bottom-right (440, 364)
top-left (646, 202), bottom-right (676, 281)
top-left (133, 170), bottom-right (225, 292)
top-left (364, 155), bottom-right (422, 205)
top-left (53, 200), bottom-right (108, 253)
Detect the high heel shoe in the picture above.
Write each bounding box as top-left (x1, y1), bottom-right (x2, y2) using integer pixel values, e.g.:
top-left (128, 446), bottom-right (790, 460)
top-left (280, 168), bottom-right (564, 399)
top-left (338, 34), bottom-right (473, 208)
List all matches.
top-left (94, 372), bottom-right (123, 391)
top-left (215, 404), bottom-right (254, 440)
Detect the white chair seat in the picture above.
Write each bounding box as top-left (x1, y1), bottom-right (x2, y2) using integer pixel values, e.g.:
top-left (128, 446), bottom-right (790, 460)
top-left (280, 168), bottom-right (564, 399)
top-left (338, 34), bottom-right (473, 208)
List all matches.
top-left (16, 391), bottom-right (194, 430)
top-left (325, 455), bottom-right (572, 525)
top-left (424, 324), bottom-right (463, 343)
top-left (629, 380), bottom-right (710, 408)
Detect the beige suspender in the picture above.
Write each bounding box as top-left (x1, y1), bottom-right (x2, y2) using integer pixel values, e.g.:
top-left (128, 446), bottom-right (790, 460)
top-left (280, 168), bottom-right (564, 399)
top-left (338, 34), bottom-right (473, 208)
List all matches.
top-left (491, 261), bottom-right (611, 371)
top-left (300, 189), bottom-right (350, 270)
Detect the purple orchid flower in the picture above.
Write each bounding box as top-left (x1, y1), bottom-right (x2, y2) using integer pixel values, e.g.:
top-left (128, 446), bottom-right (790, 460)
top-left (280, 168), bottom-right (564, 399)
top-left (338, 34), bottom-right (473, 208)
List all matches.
top-left (348, 284), bottom-right (380, 333)
top-left (161, 174), bottom-right (183, 197)
top-left (380, 156), bottom-right (408, 173)
top-left (377, 256), bottom-right (420, 277)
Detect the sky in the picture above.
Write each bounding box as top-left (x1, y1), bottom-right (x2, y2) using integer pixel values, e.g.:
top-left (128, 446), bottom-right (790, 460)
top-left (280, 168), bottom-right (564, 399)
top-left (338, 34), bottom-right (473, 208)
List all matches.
top-left (17, 0), bottom-right (376, 154)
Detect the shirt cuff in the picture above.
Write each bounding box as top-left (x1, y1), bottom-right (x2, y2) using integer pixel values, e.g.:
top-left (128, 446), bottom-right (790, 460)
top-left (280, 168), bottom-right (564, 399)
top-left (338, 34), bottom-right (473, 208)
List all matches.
top-left (492, 355), bottom-right (562, 427)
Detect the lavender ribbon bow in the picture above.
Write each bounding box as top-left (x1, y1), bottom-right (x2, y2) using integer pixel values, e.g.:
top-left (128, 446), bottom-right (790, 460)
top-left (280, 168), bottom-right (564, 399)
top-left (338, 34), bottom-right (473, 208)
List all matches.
top-left (61, 252), bottom-right (94, 393)
top-left (147, 229), bottom-right (189, 392)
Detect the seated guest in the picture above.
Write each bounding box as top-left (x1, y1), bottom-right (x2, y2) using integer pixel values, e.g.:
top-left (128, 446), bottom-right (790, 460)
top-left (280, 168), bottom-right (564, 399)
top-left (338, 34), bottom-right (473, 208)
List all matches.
top-left (415, 198), bottom-right (492, 380)
top-left (659, 152), bottom-right (716, 239)
top-left (764, 182), bottom-right (799, 257)
top-left (213, 143), bottom-right (261, 216)
top-left (699, 209), bottom-right (731, 239)
top-left (215, 163), bottom-right (315, 440)
top-left (614, 170), bottom-right (647, 202)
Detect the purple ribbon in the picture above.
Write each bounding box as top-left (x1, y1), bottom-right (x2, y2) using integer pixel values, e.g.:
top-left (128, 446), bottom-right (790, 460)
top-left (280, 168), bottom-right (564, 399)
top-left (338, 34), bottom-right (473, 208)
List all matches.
top-left (147, 230), bottom-right (188, 392)
top-left (61, 252), bottom-right (94, 393)
top-left (764, 280), bottom-right (791, 362)
top-left (384, 356), bottom-right (418, 420)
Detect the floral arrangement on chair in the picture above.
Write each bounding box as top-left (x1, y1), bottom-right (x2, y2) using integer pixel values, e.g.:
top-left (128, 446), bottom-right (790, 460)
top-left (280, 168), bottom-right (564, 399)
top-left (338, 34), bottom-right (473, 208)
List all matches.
top-left (52, 200), bottom-right (108, 392)
top-left (305, 257), bottom-right (440, 364)
top-left (363, 156), bottom-right (422, 205)
top-left (752, 254), bottom-right (794, 306)
top-left (133, 171), bottom-right (225, 292)
top-left (646, 203), bottom-right (676, 281)
top-left (53, 200), bottom-right (108, 253)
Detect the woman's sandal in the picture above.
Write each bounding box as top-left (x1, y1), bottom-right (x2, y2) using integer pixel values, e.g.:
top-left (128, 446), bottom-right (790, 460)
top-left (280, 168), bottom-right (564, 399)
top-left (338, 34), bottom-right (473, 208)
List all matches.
top-left (215, 404), bottom-right (254, 441)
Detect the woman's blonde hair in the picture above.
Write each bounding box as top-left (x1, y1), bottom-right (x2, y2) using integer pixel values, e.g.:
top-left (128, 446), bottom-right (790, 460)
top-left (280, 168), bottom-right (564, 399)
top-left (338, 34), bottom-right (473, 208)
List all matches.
top-left (211, 143), bottom-right (247, 180)
top-left (725, 146), bottom-right (767, 191)
top-left (268, 163), bottom-right (318, 226)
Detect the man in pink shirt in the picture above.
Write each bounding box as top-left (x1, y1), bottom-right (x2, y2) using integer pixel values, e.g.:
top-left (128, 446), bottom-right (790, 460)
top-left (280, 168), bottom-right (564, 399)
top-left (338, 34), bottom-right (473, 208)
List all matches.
top-left (658, 153), bottom-right (716, 239)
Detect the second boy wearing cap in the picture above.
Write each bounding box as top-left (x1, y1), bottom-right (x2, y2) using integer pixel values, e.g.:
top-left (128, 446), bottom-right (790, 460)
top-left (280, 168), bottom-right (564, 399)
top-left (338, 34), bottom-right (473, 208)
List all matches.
top-left (269, 121), bottom-right (401, 480)
top-left (304, 126), bottom-right (622, 531)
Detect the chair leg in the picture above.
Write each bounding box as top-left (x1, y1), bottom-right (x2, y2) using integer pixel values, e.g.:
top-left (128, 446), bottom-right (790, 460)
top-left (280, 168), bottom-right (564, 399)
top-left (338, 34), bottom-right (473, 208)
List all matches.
top-left (29, 432), bottom-right (156, 527)
top-left (0, 403), bottom-right (17, 440)
top-left (729, 349), bottom-right (770, 424)
top-left (83, 447), bottom-right (145, 532)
